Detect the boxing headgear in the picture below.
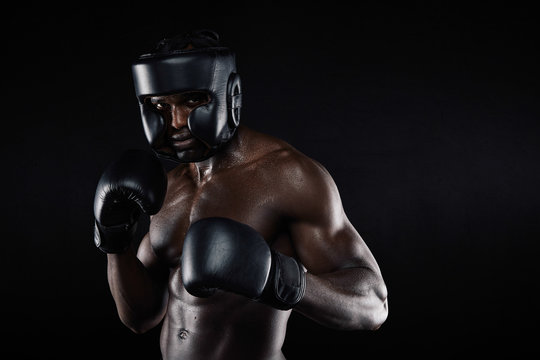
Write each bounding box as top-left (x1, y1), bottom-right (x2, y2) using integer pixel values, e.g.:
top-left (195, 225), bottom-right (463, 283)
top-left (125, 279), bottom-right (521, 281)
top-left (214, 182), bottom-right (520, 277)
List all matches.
top-left (132, 47), bottom-right (242, 162)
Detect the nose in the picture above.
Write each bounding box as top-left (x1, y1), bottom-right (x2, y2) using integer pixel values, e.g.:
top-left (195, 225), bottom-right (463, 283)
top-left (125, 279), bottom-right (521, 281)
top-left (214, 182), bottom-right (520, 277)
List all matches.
top-left (170, 105), bottom-right (190, 130)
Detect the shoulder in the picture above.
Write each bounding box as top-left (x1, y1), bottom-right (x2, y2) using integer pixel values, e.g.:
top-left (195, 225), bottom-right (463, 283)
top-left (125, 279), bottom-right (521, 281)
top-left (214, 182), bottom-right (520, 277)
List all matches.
top-left (244, 127), bottom-right (331, 182)
top-left (244, 129), bottom-right (343, 221)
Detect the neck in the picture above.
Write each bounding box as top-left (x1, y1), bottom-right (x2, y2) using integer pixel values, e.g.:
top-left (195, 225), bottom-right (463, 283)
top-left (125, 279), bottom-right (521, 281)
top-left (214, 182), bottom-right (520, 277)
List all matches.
top-left (189, 126), bottom-right (245, 182)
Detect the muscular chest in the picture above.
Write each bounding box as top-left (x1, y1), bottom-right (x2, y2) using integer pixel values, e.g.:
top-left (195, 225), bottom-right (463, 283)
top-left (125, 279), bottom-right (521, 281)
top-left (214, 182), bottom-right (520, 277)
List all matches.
top-left (148, 170), bottom-right (284, 267)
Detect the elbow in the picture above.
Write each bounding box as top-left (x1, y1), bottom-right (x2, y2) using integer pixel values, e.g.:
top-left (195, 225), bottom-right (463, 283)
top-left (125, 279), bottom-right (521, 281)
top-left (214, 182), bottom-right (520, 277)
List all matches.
top-left (114, 297), bottom-right (168, 334)
top-left (335, 298), bottom-right (388, 331)
top-left (120, 318), bottom-right (149, 335)
top-left (331, 294), bottom-right (388, 331)
top-left (353, 296), bottom-right (388, 331)
top-left (370, 280), bottom-right (389, 329)
top-left (354, 284), bottom-right (389, 331)
top-left (365, 297), bottom-right (388, 330)
top-left (118, 313), bottom-right (158, 335)
top-left (127, 326), bottom-right (148, 335)
top-left (366, 280), bottom-right (389, 330)
top-left (126, 323), bottom-right (151, 335)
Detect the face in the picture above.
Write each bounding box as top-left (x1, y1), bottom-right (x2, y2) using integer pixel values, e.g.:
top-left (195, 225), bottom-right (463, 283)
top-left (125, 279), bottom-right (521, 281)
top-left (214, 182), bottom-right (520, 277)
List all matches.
top-left (145, 91), bottom-right (211, 162)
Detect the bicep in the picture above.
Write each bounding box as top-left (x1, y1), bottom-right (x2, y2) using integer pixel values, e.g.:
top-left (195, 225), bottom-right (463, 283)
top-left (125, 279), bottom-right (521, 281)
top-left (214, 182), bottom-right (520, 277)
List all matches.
top-left (292, 214), bottom-right (380, 276)
top-left (287, 164), bottom-right (380, 276)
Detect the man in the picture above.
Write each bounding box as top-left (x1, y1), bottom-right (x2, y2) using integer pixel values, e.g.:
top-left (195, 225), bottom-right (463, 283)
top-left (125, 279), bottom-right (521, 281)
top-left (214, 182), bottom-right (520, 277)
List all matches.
top-left (94, 29), bottom-right (388, 360)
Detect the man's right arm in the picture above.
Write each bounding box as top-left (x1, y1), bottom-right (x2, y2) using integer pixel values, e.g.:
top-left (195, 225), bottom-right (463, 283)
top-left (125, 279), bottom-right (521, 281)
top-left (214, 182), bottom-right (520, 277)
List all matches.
top-left (93, 149), bottom-right (169, 334)
top-left (107, 234), bottom-right (169, 334)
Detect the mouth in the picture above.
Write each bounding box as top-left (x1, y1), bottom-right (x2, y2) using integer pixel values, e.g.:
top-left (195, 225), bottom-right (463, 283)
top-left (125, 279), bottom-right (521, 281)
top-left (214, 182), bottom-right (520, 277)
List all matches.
top-left (168, 129), bottom-right (197, 150)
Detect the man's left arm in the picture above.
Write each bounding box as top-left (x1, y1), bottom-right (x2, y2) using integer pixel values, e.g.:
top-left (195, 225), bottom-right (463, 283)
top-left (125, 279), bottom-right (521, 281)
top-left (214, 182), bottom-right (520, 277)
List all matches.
top-left (286, 160), bottom-right (389, 330)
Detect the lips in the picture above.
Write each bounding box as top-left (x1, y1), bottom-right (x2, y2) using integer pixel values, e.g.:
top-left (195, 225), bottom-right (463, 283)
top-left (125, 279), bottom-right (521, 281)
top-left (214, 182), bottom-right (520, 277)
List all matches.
top-left (168, 128), bottom-right (196, 150)
top-left (170, 128), bottom-right (192, 141)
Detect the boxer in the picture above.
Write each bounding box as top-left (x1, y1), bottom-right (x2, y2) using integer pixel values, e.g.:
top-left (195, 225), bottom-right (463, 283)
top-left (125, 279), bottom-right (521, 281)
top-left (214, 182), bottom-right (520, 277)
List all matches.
top-left (94, 29), bottom-right (388, 360)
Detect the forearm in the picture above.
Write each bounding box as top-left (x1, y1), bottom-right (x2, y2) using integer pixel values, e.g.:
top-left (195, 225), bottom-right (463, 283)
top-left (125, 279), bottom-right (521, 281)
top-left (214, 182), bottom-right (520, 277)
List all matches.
top-left (107, 249), bottom-right (168, 333)
top-left (295, 267), bottom-right (388, 330)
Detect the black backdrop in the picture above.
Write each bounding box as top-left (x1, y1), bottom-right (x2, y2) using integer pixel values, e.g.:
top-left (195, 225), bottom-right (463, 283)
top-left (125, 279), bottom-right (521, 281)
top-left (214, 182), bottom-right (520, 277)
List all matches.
top-left (3, 2), bottom-right (539, 359)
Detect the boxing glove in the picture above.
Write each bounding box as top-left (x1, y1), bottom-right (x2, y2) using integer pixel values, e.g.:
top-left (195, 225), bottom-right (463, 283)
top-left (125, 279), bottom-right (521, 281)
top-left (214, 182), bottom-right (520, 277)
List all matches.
top-left (181, 217), bottom-right (306, 310)
top-left (93, 149), bottom-right (167, 253)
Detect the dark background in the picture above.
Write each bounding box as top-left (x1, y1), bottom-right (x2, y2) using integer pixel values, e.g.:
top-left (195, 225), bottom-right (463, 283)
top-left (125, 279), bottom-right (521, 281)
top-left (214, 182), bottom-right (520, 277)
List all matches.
top-left (3, 1), bottom-right (538, 359)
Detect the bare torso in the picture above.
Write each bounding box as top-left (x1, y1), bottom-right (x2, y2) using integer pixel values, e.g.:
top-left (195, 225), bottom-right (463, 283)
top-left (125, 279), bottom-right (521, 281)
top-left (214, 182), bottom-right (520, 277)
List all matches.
top-left (145, 127), bottom-right (304, 359)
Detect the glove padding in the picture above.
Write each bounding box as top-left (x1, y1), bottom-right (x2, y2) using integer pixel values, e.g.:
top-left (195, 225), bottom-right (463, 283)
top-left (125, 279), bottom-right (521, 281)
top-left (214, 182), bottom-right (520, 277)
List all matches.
top-left (181, 217), bottom-right (306, 310)
top-left (93, 149), bottom-right (167, 253)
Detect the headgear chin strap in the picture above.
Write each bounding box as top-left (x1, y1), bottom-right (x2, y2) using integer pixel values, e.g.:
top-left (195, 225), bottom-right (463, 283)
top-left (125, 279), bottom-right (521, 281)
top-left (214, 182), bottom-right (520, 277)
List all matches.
top-left (132, 47), bottom-right (242, 163)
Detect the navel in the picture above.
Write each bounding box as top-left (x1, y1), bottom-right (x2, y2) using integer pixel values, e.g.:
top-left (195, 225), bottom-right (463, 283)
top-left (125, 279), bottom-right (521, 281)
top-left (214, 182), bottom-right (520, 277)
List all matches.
top-left (178, 328), bottom-right (189, 341)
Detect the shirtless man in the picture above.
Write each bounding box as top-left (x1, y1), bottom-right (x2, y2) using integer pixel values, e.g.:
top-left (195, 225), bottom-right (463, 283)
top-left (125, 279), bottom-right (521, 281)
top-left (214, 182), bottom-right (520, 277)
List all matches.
top-left (93, 30), bottom-right (388, 359)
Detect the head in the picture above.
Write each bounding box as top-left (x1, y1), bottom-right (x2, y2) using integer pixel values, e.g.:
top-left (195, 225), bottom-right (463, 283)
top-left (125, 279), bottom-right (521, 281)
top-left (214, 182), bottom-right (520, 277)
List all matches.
top-left (132, 30), bottom-right (242, 163)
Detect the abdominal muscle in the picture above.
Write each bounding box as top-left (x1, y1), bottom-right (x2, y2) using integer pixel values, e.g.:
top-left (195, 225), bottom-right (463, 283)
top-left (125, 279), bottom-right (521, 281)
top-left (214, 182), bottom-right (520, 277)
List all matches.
top-left (160, 267), bottom-right (290, 360)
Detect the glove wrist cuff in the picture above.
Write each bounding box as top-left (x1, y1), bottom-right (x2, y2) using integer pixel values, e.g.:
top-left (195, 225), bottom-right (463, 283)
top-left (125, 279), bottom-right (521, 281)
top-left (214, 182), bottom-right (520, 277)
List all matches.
top-left (94, 220), bottom-right (137, 254)
top-left (260, 251), bottom-right (306, 310)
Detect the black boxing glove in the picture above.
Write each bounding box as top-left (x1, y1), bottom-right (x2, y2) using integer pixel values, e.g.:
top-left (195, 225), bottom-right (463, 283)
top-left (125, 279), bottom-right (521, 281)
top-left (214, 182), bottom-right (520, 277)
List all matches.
top-left (93, 149), bottom-right (167, 253)
top-left (181, 217), bottom-right (306, 310)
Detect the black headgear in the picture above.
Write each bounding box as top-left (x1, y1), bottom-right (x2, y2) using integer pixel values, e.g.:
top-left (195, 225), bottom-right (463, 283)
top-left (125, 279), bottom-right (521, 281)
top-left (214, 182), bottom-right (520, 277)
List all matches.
top-left (132, 38), bottom-right (242, 162)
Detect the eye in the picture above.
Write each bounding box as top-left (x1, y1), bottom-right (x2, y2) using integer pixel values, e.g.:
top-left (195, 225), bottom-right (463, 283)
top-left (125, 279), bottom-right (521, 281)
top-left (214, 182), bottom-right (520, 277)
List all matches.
top-left (185, 92), bottom-right (209, 106)
top-left (154, 102), bottom-right (171, 111)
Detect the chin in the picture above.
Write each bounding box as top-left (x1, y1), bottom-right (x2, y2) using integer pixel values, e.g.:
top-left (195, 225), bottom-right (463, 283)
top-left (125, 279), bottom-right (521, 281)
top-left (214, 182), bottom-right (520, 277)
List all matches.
top-left (176, 148), bottom-right (214, 163)
top-left (157, 148), bottom-right (212, 163)
top-left (153, 143), bottom-right (214, 163)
